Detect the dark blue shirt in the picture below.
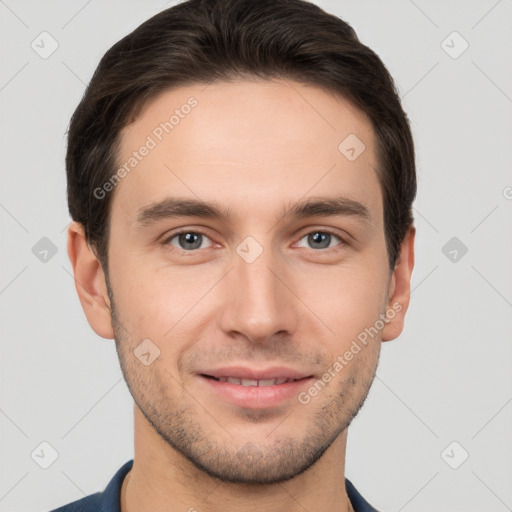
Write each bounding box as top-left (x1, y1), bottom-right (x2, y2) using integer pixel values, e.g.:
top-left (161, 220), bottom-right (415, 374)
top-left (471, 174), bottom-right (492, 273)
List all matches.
top-left (51, 460), bottom-right (379, 511)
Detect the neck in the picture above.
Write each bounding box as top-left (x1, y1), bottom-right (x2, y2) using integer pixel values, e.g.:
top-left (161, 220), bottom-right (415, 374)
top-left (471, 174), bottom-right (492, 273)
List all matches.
top-left (122, 406), bottom-right (354, 512)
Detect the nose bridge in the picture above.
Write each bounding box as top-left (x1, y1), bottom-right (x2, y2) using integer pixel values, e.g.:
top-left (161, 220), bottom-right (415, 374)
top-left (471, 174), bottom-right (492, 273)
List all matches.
top-left (219, 240), bottom-right (296, 343)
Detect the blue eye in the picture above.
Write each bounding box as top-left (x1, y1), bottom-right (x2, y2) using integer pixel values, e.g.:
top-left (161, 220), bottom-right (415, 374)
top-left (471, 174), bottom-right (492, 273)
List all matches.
top-left (163, 229), bottom-right (344, 253)
top-left (297, 231), bottom-right (343, 250)
top-left (167, 232), bottom-right (213, 251)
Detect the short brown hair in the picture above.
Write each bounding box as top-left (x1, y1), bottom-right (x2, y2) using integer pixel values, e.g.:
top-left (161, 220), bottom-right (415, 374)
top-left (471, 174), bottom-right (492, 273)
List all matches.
top-left (66, 0), bottom-right (416, 270)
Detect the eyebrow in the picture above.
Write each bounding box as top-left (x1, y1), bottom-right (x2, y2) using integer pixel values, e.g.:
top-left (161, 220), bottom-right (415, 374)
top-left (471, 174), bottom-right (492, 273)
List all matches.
top-left (285, 196), bottom-right (370, 222)
top-left (134, 195), bottom-right (371, 227)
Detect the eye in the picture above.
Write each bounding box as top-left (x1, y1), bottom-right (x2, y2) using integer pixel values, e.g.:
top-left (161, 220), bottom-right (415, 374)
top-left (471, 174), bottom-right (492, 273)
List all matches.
top-left (296, 230), bottom-right (344, 250)
top-left (166, 231), bottom-right (214, 251)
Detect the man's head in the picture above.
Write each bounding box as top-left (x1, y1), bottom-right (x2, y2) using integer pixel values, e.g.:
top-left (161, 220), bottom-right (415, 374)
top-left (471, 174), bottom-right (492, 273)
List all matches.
top-left (66, 0), bottom-right (416, 273)
top-left (67, 0), bottom-right (415, 485)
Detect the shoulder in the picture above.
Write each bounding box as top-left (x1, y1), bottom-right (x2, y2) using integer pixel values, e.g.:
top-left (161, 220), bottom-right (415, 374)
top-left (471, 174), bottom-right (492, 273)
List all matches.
top-left (50, 493), bottom-right (102, 512)
top-left (346, 478), bottom-right (381, 512)
top-left (49, 460), bottom-right (133, 512)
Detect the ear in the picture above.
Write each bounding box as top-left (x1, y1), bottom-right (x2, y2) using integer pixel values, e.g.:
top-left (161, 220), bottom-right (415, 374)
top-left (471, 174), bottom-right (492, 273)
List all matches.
top-left (381, 226), bottom-right (415, 342)
top-left (67, 222), bottom-right (115, 339)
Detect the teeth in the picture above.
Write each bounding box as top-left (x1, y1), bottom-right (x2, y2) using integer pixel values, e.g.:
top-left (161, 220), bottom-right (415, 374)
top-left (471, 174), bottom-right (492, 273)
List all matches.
top-left (241, 378), bottom-right (258, 386)
top-left (258, 379), bottom-right (276, 387)
top-left (218, 377), bottom-right (297, 386)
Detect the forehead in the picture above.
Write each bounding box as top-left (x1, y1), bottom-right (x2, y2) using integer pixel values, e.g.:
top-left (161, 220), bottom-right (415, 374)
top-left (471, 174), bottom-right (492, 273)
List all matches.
top-left (112, 79), bottom-right (382, 225)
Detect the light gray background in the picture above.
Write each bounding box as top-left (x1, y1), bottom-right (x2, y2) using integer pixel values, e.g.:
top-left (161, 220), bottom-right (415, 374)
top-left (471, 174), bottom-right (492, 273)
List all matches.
top-left (1, 1), bottom-right (511, 511)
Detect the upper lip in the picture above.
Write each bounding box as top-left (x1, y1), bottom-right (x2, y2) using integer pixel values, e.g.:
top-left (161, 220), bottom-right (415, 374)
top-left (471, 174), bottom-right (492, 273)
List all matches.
top-left (199, 366), bottom-right (312, 381)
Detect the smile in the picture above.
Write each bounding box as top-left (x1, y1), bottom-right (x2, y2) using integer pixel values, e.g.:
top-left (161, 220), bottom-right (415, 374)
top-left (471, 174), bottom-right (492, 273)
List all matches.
top-left (204, 376), bottom-right (301, 386)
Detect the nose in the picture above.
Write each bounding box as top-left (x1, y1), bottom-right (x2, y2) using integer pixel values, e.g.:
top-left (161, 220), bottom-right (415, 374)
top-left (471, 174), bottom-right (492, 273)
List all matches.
top-left (217, 243), bottom-right (299, 345)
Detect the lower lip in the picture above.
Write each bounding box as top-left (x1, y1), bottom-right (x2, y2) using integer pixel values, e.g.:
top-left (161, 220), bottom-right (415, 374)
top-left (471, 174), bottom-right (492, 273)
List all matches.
top-left (198, 375), bottom-right (314, 409)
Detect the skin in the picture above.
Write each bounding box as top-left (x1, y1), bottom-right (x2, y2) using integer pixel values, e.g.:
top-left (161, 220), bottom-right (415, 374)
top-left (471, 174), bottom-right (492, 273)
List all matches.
top-left (68, 78), bottom-right (414, 512)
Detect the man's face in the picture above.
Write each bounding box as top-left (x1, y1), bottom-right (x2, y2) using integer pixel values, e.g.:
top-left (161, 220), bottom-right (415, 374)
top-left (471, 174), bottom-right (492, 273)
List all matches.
top-left (105, 79), bottom-right (396, 483)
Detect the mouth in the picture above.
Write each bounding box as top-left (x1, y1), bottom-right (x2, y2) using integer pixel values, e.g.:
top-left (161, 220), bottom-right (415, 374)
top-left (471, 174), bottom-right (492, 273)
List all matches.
top-left (196, 367), bottom-right (315, 409)
top-left (201, 375), bottom-right (303, 386)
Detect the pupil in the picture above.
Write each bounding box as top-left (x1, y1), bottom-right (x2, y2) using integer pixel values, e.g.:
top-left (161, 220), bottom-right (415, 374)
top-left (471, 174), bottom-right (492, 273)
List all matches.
top-left (309, 232), bottom-right (330, 249)
top-left (180, 233), bottom-right (201, 250)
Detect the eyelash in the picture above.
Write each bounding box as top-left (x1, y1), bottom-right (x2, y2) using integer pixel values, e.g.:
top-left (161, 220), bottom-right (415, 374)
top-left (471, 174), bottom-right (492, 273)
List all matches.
top-left (161, 229), bottom-right (346, 253)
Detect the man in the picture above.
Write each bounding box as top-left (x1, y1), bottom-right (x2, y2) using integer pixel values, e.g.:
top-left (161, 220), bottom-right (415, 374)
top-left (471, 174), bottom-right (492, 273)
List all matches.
top-left (55, 0), bottom-right (416, 510)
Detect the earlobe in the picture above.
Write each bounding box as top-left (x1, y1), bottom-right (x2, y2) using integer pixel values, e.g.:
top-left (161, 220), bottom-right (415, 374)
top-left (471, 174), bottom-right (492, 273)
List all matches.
top-left (381, 226), bottom-right (415, 342)
top-left (67, 222), bottom-right (115, 339)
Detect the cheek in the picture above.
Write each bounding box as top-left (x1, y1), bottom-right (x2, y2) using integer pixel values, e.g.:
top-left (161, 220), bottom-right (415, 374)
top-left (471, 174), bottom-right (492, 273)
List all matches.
top-left (295, 268), bottom-right (388, 381)
top-left (108, 255), bottom-right (221, 340)
top-left (298, 261), bottom-right (389, 338)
